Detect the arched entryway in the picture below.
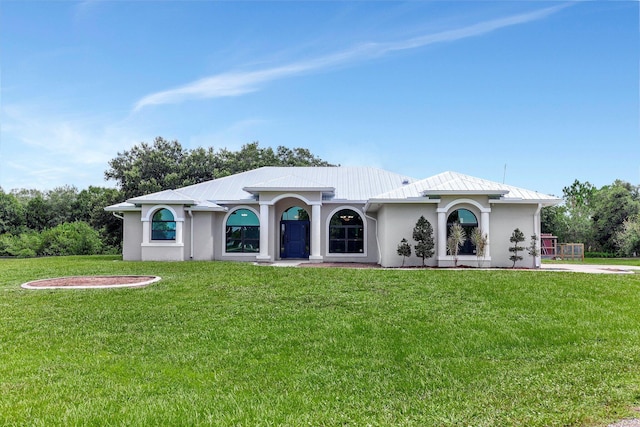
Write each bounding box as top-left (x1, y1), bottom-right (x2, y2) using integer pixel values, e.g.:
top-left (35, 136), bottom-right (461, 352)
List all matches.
top-left (280, 206), bottom-right (310, 258)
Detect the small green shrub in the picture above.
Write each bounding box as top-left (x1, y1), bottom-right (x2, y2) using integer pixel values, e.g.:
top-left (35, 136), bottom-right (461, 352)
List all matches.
top-left (585, 251), bottom-right (617, 258)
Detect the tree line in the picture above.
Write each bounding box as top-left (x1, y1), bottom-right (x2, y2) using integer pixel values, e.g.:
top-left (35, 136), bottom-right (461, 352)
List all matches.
top-left (0, 138), bottom-right (333, 257)
top-left (541, 179), bottom-right (640, 256)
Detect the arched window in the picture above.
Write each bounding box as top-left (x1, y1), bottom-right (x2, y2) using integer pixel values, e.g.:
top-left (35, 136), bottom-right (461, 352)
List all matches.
top-left (282, 206), bottom-right (309, 221)
top-left (447, 208), bottom-right (478, 255)
top-left (329, 209), bottom-right (364, 253)
top-left (151, 208), bottom-right (176, 241)
top-left (226, 209), bottom-right (260, 253)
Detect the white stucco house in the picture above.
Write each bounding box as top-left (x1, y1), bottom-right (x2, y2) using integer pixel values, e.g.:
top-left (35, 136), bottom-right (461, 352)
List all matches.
top-left (105, 167), bottom-right (560, 267)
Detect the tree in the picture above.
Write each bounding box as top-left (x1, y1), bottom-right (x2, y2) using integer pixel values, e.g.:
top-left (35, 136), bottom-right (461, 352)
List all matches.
top-left (527, 234), bottom-right (540, 269)
top-left (446, 222), bottom-right (466, 267)
top-left (509, 228), bottom-right (525, 268)
top-left (412, 216), bottom-right (434, 267)
top-left (76, 186), bottom-right (124, 249)
top-left (396, 238), bottom-right (412, 267)
top-left (47, 185), bottom-right (81, 228)
top-left (105, 137), bottom-right (198, 199)
top-left (614, 215), bottom-right (640, 257)
top-left (0, 190), bottom-right (26, 235)
top-left (105, 138), bottom-right (335, 200)
top-left (470, 227), bottom-right (488, 268)
top-left (591, 180), bottom-right (640, 253)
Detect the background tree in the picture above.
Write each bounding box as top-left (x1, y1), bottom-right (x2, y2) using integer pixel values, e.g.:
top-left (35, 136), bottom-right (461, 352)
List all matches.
top-left (470, 227), bottom-right (488, 268)
top-left (412, 216), bottom-right (434, 267)
top-left (105, 138), bottom-right (335, 200)
top-left (76, 186), bottom-right (124, 249)
top-left (47, 185), bottom-right (81, 228)
top-left (446, 222), bottom-right (466, 267)
top-left (591, 180), bottom-right (640, 253)
top-left (509, 228), bottom-right (525, 268)
top-left (614, 215), bottom-right (640, 257)
top-left (396, 238), bottom-right (412, 267)
top-left (0, 190), bottom-right (26, 235)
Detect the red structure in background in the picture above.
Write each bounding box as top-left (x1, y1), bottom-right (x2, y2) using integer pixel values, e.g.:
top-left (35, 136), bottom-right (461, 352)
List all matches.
top-left (541, 233), bottom-right (558, 259)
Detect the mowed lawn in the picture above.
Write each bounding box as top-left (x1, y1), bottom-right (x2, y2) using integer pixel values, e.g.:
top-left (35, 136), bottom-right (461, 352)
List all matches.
top-left (2, 257), bottom-right (640, 426)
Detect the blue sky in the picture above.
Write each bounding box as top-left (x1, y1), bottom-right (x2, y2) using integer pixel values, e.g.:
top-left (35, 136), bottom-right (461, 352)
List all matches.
top-left (1, 1), bottom-right (638, 197)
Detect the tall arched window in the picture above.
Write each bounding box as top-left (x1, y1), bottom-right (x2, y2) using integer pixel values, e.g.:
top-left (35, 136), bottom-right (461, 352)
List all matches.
top-left (151, 208), bottom-right (176, 241)
top-left (329, 209), bottom-right (364, 253)
top-left (226, 209), bottom-right (260, 253)
top-left (447, 208), bottom-right (478, 255)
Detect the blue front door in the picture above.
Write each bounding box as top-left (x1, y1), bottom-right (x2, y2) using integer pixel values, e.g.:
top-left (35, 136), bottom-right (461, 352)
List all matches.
top-left (281, 221), bottom-right (310, 259)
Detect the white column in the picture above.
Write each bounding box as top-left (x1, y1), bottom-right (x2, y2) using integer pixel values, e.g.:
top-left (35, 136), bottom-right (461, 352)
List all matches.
top-left (437, 210), bottom-right (447, 266)
top-left (176, 220), bottom-right (184, 244)
top-left (142, 219), bottom-right (150, 244)
top-left (309, 203), bottom-right (323, 262)
top-left (481, 211), bottom-right (491, 259)
top-left (257, 203), bottom-right (271, 262)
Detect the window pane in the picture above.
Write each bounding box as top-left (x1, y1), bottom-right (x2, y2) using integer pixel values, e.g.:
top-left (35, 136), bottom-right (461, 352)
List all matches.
top-left (347, 240), bottom-right (364, 253)
top-left (330, 227), bottom-right (345, 239)
top-left (329, 240), bottom-right (345, 253)
top-left (226, 209), bottom-right (259, 226)
top-left (282, 206), bottom-right (309, 221)
top-left (347, 226), bottom-right (362, 239)
top-left (152, 230), bottom-right (176, 240)
top-left (153, 209), bottom-right (174, 221)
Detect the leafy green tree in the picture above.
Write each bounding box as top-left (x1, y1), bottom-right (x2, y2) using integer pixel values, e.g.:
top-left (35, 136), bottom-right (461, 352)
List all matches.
top-left (0, 190), bottom-right (26, 235)
top-left (412, 216), bottom-right (434, 267)
top-left (76, 186), bottom-right (124, 249)
top-left (47, 185), bottom-right (81, 228)
top-left (614, 215), bottom-right (640, 257)
top-left (509, 228), bottom-right (525, 268)
top-left (446, 222), bottom-right (466, 267)
top-left (591, 180), bottom-right (640, 253)
top-left (105, 138), bottom-right (334, 200)
top-left (396, 238), bottom-right (412, 267)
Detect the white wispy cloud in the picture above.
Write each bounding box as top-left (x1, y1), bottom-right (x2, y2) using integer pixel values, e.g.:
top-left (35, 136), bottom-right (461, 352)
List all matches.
top-left (133, 4), bottom-right (570, 112)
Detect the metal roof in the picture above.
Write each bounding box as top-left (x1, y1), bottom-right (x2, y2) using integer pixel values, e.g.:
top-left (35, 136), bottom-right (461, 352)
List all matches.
top-left (171, 166), bottom-right (417, 202)
top-left (372, 171), bottom-right (559, 203)
top-left (105, 168), bottom-right (560, 212)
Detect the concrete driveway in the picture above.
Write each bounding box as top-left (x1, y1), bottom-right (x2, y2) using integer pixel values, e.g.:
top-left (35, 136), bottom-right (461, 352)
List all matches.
top-left (540, 263), bottom-right (640, 274)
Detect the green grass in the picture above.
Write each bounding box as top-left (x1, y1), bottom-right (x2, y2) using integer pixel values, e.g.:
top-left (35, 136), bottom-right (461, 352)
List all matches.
top-left (2, 256), bottom-right (640, 426)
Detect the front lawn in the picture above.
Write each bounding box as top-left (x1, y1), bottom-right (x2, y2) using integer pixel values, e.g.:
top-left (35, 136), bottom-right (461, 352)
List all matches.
top-left (1, 256), bottom-right (640, 426)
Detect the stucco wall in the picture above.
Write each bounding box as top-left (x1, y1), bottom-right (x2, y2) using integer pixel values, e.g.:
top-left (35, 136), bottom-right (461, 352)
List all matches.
top-left (378, 203), bottom-right (439, 268)
top-left (188, 211), bottom-right (215, 260)
top-left (122, 211), bottom-right (142, 261)
top-left (489, 203), bottom-right (538, 268)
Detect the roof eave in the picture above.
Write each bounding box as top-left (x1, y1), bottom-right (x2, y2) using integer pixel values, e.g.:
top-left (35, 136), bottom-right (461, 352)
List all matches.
top-left (104, 204), bottom-right (141, 212)
top-left (242, 186), bottom-right (335, 194)
top-left (422, 190), bottom-right (510, 197)
top-left (490, 198), bottom-right (562, 206)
